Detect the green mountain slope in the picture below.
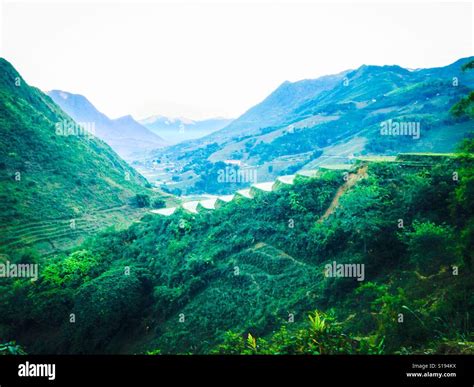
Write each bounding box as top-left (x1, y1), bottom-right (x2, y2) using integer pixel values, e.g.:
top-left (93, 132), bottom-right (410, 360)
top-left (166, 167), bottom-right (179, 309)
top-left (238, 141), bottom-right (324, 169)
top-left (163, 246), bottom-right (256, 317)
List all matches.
top-left (211, 71), bottom-right (349, 139)
top-left (0, 58), bottom-right (158, 254)
top-left (2, 149), bottom-right (473, 354)
top-left (144, 57), bottom-right (474, 195)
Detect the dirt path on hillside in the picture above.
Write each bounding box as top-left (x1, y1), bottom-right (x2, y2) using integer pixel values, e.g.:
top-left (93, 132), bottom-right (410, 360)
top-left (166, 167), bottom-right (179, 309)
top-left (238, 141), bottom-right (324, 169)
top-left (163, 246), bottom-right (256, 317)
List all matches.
top-left (317, 165), bottom-right (368, 223)
top-left (253, 242), bottom-right (307, 266)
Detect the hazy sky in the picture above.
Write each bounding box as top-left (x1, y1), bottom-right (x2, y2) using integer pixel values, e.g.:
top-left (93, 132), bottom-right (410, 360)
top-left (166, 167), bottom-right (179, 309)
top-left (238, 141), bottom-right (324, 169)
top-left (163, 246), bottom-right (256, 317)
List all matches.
top-left (1, 0), bottom-right (472, 120)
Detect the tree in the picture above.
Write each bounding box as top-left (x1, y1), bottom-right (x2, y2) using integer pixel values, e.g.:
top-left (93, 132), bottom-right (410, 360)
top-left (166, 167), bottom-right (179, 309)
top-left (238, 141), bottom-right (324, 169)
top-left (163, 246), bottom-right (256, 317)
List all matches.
top-left (134, 194), bottom-right (150, 208)
top-left (404, 221), bottom-right (456, 275)
top-left (151, 197), bottom-right (166, 209)
top-left (451, 138), bottom-right (474, 268)
top-left (68, 267), bottom-right (148, 353)
top-left (451, 59), bottom-right (474, 118)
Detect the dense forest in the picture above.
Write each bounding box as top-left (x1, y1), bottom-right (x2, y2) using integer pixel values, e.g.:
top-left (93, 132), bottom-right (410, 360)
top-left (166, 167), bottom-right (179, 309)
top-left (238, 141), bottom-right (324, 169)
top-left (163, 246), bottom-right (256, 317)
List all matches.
top-left (1, 139), bottom-right (473, 354)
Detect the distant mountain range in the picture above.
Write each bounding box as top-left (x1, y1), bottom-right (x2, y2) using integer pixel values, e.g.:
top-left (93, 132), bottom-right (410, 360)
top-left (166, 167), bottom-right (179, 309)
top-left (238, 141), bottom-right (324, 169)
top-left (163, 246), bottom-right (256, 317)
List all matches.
top-left (145, 57), bottom-right (474, 194)
top-left (48, 90), bottom-right (166, 160)
top-left (139, 115), bottom-right (233, 144)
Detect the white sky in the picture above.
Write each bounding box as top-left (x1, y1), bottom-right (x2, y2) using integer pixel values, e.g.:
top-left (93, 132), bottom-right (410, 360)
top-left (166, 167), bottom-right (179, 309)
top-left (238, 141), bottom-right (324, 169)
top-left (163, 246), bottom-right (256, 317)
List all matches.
top-left (1, 0), bottom-right (473, 120)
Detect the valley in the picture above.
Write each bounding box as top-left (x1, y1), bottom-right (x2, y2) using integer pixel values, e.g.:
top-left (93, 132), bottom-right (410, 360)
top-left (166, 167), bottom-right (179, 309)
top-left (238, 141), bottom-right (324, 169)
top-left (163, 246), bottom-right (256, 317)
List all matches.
top-left (0, 55), bottom-right (473, 356)
top-left (139, 58), bottom-right (474, 197)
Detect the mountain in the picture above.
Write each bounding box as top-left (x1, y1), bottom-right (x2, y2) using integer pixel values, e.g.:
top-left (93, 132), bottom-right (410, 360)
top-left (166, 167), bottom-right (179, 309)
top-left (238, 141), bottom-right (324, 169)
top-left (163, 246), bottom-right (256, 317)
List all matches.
top-left (139, 115), bottom-right (232, 144)
top-left (209, 71), bottom-right (349, 140)
top-left (1, 56), bottom-right (472, 356)
top-left (0, 58), bottom-right (162, 254)
top-left (48, 90), bottom-right (166, 160)
top-left (143, 57), bottom-right (474, 195)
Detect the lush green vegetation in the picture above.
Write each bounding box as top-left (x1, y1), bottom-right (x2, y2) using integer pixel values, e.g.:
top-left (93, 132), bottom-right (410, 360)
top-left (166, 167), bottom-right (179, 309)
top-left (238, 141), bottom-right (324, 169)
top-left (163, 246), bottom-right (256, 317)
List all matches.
top-left (452, 59), bottom-right (474, 119)
top-left (212, 311), bottom-right (385, 355)
top-left (189, 160), bottom-right (252, 194)
top-left (0, 59), bottom-right (149, 223)
top-left (0, 58), bottom-right (165, 254)
top-left (1, 57), bottom-right (473, 356)
top-left (1, 141), bottom-right (473, 354)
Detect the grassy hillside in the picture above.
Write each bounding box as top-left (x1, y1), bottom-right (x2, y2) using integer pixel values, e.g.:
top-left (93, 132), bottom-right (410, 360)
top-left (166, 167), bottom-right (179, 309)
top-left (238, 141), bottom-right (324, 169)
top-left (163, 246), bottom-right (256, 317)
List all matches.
top-left (2, 145), bottom-right (472, 354)
top-left (0, 58), bottom-right (164, 254)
